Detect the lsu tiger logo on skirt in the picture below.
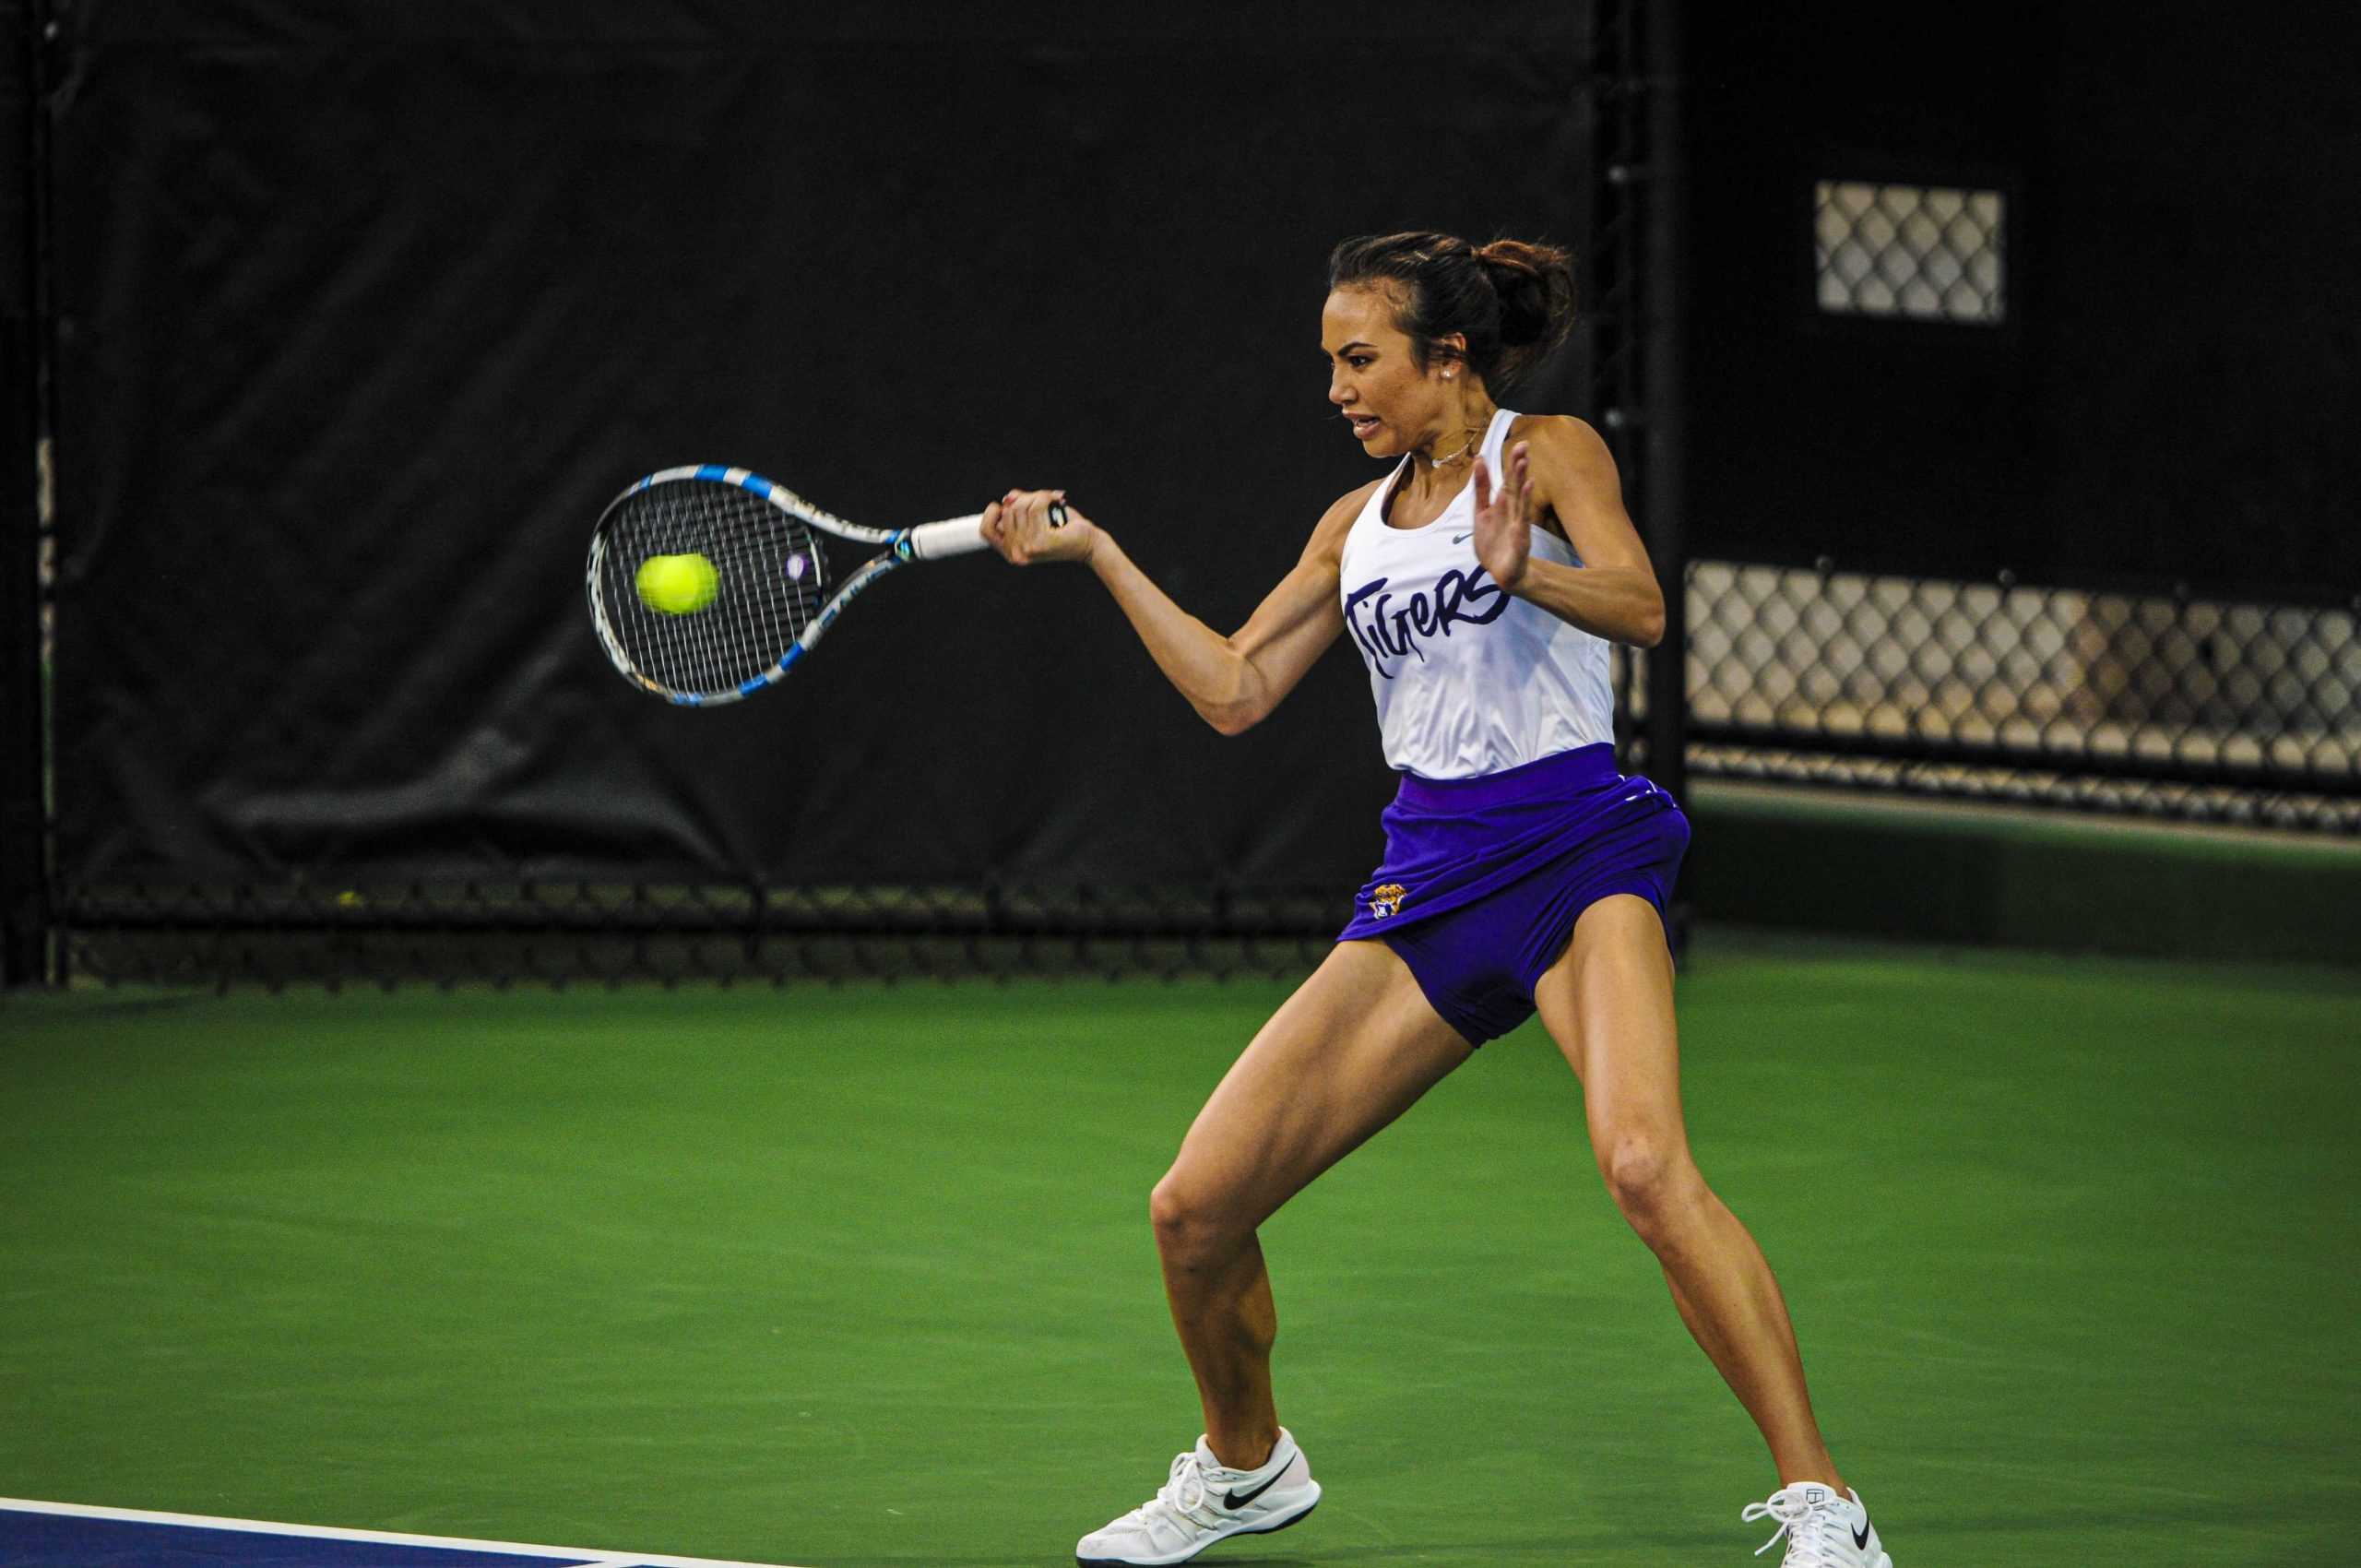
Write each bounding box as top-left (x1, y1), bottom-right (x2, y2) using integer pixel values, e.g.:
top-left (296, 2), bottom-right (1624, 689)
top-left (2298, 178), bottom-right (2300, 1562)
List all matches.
top-left (1368, 883), bottom-right (1408, 919)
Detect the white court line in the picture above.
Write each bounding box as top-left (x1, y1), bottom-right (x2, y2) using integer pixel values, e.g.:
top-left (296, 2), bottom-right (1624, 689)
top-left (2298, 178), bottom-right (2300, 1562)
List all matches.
top-left (0, 1497), bottom-right (811, 1568)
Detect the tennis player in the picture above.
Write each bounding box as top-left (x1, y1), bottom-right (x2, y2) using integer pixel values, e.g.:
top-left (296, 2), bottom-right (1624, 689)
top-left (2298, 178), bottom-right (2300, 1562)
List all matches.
top-left (981, 231), bottom-right (1891, 1568)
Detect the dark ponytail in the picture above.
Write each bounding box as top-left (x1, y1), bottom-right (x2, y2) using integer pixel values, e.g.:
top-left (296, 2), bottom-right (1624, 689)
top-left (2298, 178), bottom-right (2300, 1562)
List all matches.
top-left (1326, 230), bottom-right (1577, 389)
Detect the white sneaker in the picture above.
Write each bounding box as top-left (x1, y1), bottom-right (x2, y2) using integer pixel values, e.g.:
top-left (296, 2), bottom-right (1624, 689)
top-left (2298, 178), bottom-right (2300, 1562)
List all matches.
top-left (1741, 1482), bottom-right (1892, 1567)
top-left (1074, 1428), bottom-right (1322, 1566)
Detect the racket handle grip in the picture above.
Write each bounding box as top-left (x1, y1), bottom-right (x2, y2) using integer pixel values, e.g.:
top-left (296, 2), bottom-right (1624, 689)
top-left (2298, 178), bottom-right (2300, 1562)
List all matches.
top-left (905, 515), bottom-right (991, 559)
top-left (907, 500), bottom-right (1069, 559)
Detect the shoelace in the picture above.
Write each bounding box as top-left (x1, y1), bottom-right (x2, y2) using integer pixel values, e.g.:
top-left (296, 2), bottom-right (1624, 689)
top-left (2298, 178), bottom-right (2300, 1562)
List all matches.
top-left (1119, 1451), bottom-right (1222, 1536)
top-left (1740, 1485), bottom-right (1845, 1565)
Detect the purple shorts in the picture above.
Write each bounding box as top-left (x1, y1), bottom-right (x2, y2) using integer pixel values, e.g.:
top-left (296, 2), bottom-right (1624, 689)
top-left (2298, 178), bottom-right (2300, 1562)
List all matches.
top-left (1335, 742), bottom-right (1690, 1046)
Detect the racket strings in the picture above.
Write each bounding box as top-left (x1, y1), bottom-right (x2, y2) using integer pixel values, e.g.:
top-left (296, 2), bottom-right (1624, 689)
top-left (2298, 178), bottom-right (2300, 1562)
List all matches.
top-left (597, 481), bottom-right (828, 696)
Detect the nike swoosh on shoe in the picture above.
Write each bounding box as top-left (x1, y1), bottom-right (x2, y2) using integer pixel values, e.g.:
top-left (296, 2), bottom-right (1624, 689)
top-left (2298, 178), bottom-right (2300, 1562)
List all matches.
top-left (1222, 1467), bottom-right (1289, 1510)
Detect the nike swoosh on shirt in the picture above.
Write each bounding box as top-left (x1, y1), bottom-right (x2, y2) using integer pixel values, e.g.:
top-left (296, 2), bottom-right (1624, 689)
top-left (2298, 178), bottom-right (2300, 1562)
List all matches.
top-left (1223, 1467), bottom-right (1289, 1510)
top-left (1450, 532), bottom-right (1472, 544)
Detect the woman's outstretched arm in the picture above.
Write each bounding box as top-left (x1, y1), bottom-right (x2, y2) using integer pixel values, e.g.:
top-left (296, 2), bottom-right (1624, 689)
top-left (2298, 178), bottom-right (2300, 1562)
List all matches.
top-left (983, 482), bottom-right (1372, 734)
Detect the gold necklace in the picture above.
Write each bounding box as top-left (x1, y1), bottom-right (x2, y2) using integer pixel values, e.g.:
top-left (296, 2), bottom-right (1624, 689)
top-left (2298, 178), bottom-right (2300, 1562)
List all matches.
top-left (1424, 425), bottom-right (1484, 469)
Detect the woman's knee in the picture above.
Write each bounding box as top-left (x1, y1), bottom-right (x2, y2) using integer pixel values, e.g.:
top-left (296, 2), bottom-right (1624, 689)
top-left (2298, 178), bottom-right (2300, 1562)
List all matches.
top-left (1596, 1130), bottom-right (1703, 1238)
top-left (1150, 1170), bottom-right (1248, 1262)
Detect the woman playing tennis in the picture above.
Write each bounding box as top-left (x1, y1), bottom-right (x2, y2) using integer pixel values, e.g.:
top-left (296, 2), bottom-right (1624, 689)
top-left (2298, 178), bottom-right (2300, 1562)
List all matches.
top-left (980, 231), bottom-right (1892, 1568)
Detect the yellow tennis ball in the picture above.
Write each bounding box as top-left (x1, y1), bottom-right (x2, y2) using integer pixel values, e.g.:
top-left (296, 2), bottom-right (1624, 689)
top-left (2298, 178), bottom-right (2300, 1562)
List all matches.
top-left (635, 552), bottom-right (719, 614)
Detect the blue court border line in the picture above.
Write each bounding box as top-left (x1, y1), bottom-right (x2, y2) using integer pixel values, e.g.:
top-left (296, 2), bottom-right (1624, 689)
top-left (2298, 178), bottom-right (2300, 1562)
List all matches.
top-left (0, 1497), bottom-right (809, 1568)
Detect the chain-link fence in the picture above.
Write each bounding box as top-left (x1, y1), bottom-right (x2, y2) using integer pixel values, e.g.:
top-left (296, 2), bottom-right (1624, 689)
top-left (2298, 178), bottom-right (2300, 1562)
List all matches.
top-left (1814, 178), bottom-right (2006, 325)
top-left (34, 33), bottom-right (2358, 991)
top-left (1640, 561), bottom-right (2361, 831)
top-left (59, 882), bottom-right (1345, 990)
top-left (77, 558), bottom-right (2354, 988)
top-left (1637, 175), bottom-right (2360, 828)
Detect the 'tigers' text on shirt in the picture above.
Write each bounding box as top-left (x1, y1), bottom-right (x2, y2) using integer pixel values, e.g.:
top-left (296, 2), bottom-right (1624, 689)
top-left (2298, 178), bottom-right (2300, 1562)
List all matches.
top-left (1344, 570), bottom-right (1512, 679)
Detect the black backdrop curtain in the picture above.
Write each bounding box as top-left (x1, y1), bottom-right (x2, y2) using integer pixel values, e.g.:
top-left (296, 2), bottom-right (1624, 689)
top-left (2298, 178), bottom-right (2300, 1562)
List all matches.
top-left (50, 4), bottom-right (1596, 895)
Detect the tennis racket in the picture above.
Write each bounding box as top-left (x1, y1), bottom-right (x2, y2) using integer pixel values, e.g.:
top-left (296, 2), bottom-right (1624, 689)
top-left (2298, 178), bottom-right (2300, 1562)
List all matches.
top-left (585, 464), bottom-right (1064, 705)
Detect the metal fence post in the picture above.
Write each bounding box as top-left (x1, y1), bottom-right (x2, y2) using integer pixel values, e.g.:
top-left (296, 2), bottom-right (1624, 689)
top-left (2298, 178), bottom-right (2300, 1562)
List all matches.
top-left (1639, 0), bottom-right (1687, 821)
top-left (0, 0), bottom-right (54, 987)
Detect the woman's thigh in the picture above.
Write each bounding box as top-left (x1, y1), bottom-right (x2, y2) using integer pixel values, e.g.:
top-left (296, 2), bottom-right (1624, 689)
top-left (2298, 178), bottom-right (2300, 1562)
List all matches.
top-left (1529, 893), bottom-right (1691, 1166)
top-left (1161, 938), bottom-right (1473, 1231)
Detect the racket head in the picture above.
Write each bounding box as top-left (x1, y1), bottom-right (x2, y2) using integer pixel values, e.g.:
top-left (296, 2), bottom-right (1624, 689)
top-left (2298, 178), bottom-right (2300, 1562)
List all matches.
top-left (586, 467), bottom-right (835, 704)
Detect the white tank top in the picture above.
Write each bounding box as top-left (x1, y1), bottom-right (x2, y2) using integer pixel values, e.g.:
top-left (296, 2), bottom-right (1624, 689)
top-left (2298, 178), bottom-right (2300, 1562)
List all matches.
top-left (1337, 408), bottom-right (1617, 779)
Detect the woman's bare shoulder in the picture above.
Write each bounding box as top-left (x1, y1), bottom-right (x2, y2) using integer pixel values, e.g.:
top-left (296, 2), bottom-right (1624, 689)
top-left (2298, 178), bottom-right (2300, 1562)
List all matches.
top-left (1304, 476), bottom-right (1384, 564)
top-left (1508, 411), bottom-right (1610, 457)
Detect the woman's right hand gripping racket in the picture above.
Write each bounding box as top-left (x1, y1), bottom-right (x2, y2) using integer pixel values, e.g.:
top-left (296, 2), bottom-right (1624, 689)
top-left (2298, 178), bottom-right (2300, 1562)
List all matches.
top-left (585, 465), bottom-right (1064, 706)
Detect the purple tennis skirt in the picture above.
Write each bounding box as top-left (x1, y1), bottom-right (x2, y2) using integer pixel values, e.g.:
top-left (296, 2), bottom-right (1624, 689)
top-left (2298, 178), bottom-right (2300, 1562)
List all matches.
top-left (1335, 742), bottom-right (1690, 1046)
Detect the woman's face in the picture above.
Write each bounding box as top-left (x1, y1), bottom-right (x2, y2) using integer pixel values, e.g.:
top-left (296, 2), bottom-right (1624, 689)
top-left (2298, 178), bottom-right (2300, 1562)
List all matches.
top-left (1322, 284), bottom-right (1452, 460)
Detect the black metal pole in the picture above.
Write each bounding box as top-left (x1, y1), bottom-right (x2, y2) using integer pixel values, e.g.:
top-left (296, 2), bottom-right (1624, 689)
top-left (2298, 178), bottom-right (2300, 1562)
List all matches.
top-left (1640, 0), bottom-right (1688, 821)
top-left (1592, 0), bottom-right (1644, 761)
top-left (1591, 0), bottom-right (1691, 954)
top-left (0, 0), bottom-right (53, 987)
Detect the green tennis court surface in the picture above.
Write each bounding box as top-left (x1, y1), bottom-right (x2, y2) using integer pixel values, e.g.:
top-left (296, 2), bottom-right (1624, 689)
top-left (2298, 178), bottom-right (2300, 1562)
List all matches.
top-left (5, 930), bottom-right (2356, 1566)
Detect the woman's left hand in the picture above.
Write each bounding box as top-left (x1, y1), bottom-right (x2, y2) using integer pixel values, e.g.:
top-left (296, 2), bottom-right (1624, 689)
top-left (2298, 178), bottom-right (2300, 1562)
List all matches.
top-left (1470, 441), bottom-right (1535, 592)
